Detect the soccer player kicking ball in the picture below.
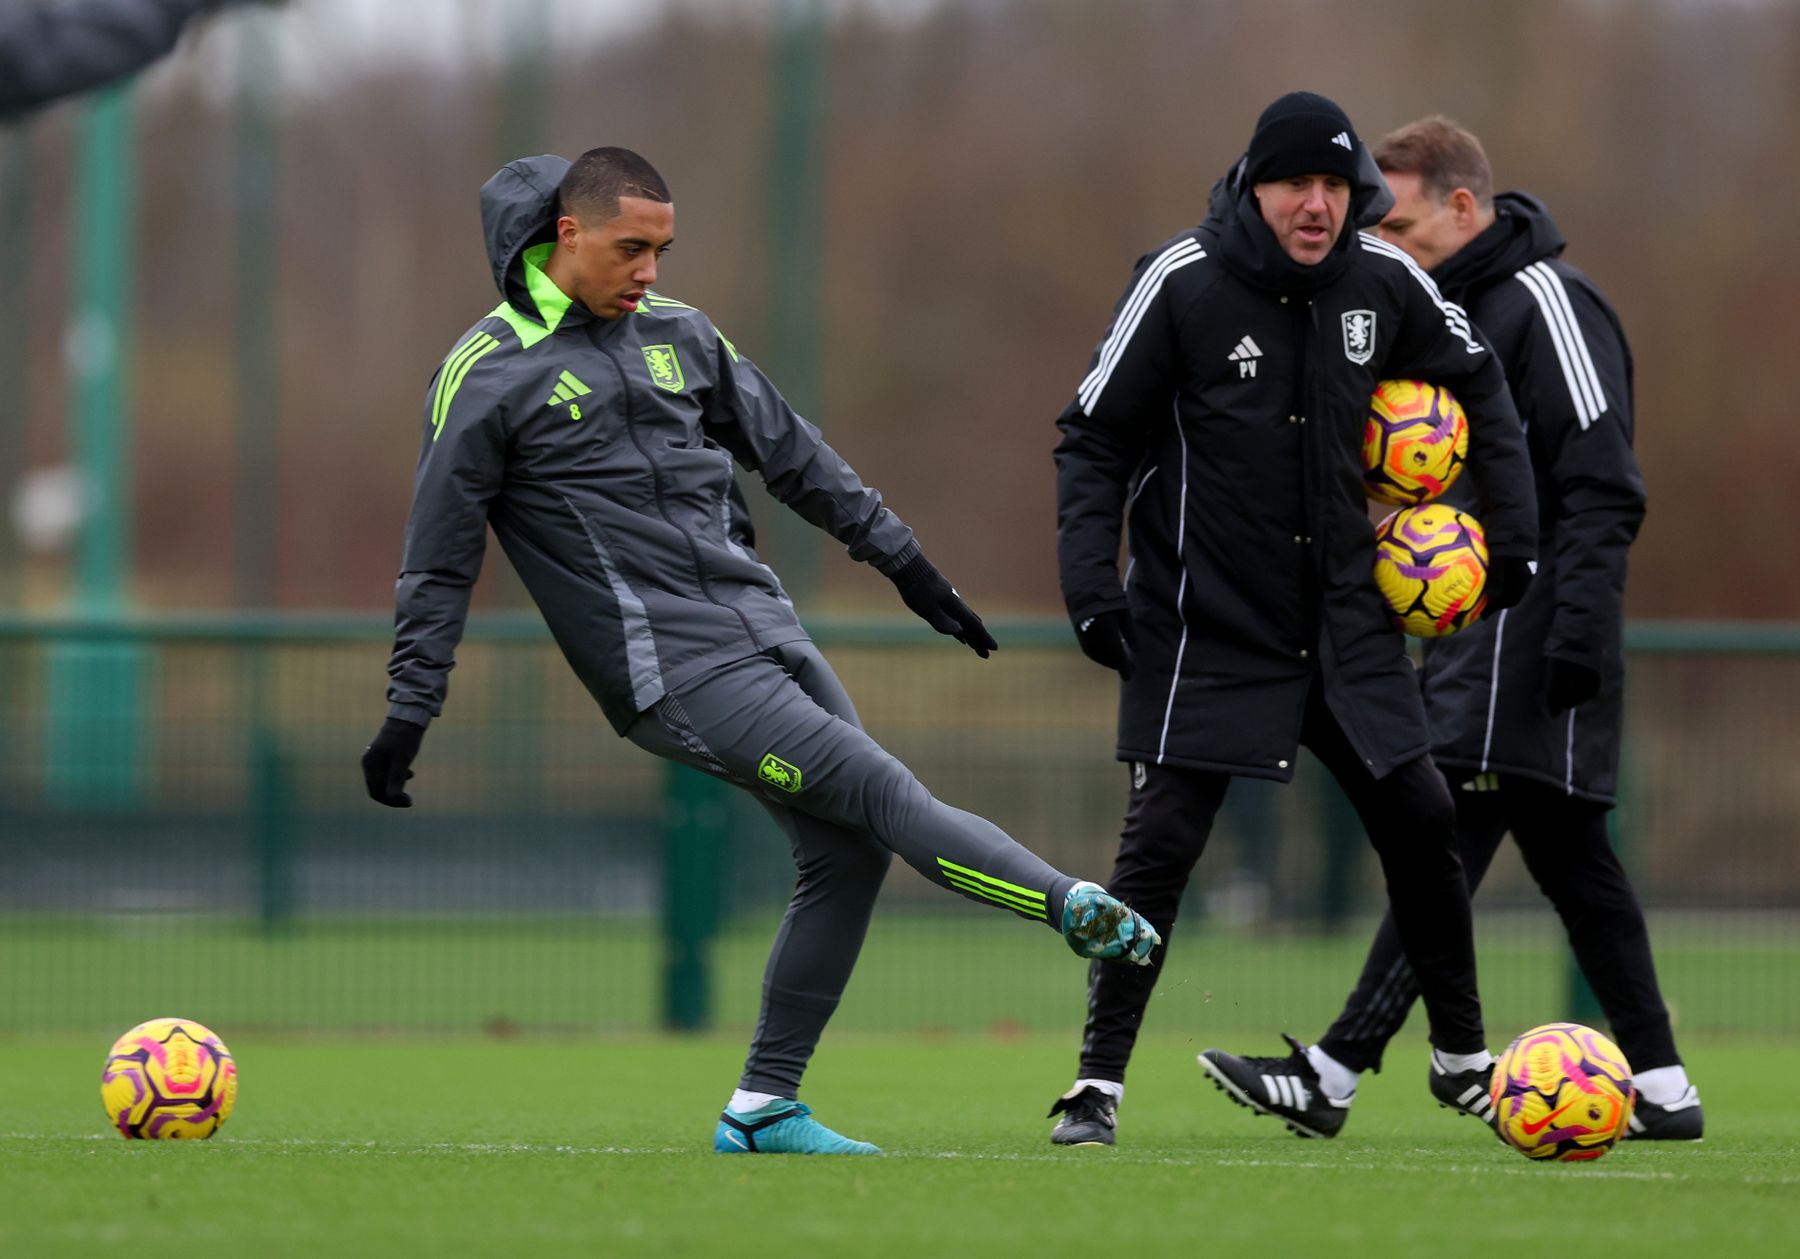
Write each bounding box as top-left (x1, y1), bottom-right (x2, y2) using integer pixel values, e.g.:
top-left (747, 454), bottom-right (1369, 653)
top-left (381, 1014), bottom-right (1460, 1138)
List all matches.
top-left (360, 147), bottom-right (1160, 1156)
top-left (1205, 117), bottom-right (1699, 1141)
top-left (1049, 93), bottom-right (1539, 1146)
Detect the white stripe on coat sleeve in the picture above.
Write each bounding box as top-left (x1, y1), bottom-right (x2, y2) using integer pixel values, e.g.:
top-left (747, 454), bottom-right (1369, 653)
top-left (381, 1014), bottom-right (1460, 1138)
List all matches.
top-left (1078, 239), bottom-right (1204, 414)
top-left (1516, 263), bottom-right (1605, 429)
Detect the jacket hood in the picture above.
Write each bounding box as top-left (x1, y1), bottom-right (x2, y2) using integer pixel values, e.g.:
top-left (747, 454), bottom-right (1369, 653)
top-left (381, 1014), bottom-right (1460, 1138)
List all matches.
top-left (1203, 142), bottom-right (1394, 295)
top-left (480, 154), bottom-right (571, 314)
top-left (1431, 191), bottom-right (1566, 302)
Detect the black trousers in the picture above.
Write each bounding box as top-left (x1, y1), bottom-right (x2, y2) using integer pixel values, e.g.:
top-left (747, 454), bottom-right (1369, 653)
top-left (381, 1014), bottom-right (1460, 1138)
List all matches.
top-left (1078, 679), bottom-right (1485, 1084)
top-left (1316, 775), bottom-right (1681, 1073)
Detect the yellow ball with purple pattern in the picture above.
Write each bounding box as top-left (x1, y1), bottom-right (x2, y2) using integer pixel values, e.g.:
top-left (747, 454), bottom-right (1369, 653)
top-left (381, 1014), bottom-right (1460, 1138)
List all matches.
top-left (101, 1018), bottom-right (238, 1139)
top-left (1490, 1022), bottom-right (1635, 1162)
top-left (1372, 503), bottom-right (1488, 637)
top-left (1362, 379), bottom-right (1469, 506)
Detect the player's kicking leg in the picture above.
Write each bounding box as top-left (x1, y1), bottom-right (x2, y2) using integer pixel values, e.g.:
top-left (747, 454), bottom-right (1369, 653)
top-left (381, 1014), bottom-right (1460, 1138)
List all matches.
top-left (625, 642), bottom-right (1160, 1153)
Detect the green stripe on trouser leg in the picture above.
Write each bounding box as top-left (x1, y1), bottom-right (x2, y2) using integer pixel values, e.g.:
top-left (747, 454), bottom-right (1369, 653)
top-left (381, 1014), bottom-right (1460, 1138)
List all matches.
top-left (938, 857), bottom-right (1048, 920)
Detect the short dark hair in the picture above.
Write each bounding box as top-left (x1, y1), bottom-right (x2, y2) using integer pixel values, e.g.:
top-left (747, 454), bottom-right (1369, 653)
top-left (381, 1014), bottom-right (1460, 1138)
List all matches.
top-left (1372, 116), bottom-right (1493, 206)
top-left (557, 147), bottom-right (671, 222)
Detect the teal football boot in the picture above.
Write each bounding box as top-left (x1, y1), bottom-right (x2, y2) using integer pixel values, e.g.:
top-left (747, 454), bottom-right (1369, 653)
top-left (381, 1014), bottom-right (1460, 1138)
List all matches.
top-left (713, 1100), bottom-right (881, 1155)
top-left (1061, 881), bottom-right (1160, 965)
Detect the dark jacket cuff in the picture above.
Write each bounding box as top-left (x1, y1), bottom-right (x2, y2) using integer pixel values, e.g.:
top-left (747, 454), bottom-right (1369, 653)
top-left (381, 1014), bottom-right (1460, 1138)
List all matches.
top-left (386, 704), bottom-right (434, 729)
top-left (874, 540), bottom-right (923, 578)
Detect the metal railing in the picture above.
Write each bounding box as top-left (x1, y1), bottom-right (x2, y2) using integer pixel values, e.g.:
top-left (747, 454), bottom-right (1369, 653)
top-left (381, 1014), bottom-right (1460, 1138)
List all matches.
top-left (2, 613), bottom-right (1796, 1037)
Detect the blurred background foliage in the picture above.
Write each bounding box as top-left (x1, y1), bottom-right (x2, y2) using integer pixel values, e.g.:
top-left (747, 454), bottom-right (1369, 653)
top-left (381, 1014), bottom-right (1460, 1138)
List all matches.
top-left (3, 0), bottom-right (1796, 618)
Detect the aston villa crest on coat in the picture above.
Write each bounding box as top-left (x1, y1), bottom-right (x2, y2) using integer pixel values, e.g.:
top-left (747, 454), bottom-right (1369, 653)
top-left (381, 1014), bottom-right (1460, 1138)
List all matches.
top-left (642, 344), bottom-right (685, 393)
top-left (1342, 310), bottom-right (1376, 365)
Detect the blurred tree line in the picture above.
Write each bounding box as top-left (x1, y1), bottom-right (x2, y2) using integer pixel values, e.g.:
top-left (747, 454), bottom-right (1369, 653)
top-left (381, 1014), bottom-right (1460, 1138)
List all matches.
top-left (3, 0), bottom-right (1796, 618)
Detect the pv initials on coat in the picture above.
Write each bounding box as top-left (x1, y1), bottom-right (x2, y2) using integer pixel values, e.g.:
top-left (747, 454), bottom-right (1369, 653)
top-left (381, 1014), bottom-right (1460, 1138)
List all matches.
top-left (1227, 334), bottom-right (1264, 379)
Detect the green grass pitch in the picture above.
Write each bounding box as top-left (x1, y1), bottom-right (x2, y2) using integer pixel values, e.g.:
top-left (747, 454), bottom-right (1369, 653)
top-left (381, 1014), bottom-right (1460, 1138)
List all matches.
top-left (1, 1034), bottom-right (1794, 1257)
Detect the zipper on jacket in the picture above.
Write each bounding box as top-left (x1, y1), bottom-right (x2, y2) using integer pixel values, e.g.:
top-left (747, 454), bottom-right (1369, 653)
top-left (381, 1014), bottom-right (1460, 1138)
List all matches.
top-left (598, 339), bottom-right (760, 644)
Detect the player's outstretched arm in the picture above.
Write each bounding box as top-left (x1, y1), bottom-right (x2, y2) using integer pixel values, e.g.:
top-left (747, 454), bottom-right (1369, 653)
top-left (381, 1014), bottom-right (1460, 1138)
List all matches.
top-left (365, 338), bottom-right (511, 807)
top-left (0, 0), bottom-right (260, 117)
top-left (701, 330), bottom-right (993, 655)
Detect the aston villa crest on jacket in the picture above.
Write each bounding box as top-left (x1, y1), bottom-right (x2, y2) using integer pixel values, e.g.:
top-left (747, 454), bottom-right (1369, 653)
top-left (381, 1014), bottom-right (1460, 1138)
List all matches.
top-left (1343, 309), bottom-right (1376, 364)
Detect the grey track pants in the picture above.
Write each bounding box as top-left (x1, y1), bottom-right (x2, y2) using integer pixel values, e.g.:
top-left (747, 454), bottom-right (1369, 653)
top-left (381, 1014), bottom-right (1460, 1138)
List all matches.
top-left (625, 639), bottom-right (1080, 1096)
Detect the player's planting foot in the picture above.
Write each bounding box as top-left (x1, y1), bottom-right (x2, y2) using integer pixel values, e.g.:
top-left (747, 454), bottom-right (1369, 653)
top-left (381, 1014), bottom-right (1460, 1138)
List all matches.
top-left (1427, 1049), bottom-right (1497, 1125)
top-left (712, 1100), bottom-right (881, 1155)
top-left (1196, 1034), bottom-right (1351, 1139)
top-left (1061, 882), bottom-right (1160, 965)
top-left (1625, 1086), bottom-right (1704, 1141)
top-left (1047, 1085), bottom-right (1118, 1147)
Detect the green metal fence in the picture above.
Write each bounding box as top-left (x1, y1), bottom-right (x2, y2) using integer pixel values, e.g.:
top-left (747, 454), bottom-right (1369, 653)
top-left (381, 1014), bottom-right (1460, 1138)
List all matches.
top-left (2, 615), bottom-right (1797, 1042)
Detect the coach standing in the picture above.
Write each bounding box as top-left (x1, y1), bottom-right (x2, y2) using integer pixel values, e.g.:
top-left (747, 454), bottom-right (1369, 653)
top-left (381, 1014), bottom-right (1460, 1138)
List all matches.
top-left (1249, 117), bottom-right (1699, 1140)
top-left (1047, 92), bottom-right (1539, 1146)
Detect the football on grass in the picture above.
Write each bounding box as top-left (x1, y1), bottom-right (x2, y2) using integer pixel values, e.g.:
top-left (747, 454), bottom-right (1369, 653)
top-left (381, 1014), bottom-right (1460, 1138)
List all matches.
top-left (101, 1017), bottom-right (238, 1139)
top-left (1490, 1022), bottom-right (1635, 1162)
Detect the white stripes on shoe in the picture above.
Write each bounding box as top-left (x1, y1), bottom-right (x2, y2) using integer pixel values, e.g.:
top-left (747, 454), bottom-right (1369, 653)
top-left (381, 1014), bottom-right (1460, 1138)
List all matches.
top-left (1078, 238), bottom-right (1205, 414)
top-left (1260, 1073), bottom-right (1313, 1112)
top-left (1454, 1084), bottom-right (1496, 1121)
top-left (1515, 261), bottom-right (1607, 429)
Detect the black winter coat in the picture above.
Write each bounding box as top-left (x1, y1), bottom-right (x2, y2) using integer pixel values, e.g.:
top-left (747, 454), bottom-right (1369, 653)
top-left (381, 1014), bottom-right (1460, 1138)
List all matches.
top-left (1056, 158), bottom-right (1538, 781)
top-left (1420, 193), bottom-right (1646, 804)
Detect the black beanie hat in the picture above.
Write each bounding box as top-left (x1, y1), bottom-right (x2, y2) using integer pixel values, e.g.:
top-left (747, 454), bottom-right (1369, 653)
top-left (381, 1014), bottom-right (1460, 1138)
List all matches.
top-left (1245, 91), bottom-right (1360, 184)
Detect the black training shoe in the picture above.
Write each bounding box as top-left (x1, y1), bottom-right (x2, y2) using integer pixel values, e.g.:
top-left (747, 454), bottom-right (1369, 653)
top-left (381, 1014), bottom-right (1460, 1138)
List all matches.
top-left (1626, 1086), bottom-right (1704, 1141)
top-left (1428, 1050), bottom-right (1497, 1125)
top-left (1047, 1085), bottom-right (1118, 1147)
top-left (1197, 1034), bottom-right (1350, 1139)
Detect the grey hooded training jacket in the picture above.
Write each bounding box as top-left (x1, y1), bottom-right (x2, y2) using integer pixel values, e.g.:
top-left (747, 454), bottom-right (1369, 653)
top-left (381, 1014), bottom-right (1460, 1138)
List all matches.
top-left (384, 155), bottom-right (918, 734)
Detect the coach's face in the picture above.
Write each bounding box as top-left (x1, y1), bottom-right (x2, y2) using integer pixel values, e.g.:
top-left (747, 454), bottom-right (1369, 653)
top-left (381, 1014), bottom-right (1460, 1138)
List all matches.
top-left (556, 195), bottom-right (675, 319)
top-left (1374, 172), bottom-right (1483, 273)
top-left (1254, 174), bottom-right (1351, 265)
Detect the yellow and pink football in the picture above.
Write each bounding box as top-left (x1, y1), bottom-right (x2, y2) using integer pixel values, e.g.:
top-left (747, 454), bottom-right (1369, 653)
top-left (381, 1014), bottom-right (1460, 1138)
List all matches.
top-left (1372, 503), bottom-right (1488, 637)
top-left (1490, 1022), bottom-right (1635, 1162)
top-left (1362, 379), bottom-right (1469, 506)
top-left (101, 1017), bottom-right (238, 1140)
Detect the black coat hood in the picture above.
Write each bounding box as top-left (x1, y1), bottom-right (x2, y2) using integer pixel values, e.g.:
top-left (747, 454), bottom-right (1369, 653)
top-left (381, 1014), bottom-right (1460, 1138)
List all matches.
top-left (1202, 144), bottom-right (1394, 295)
top-left (1431, 191), bottom-right (1566, 303)
top-left (479, 154), bottom-right (570, 315)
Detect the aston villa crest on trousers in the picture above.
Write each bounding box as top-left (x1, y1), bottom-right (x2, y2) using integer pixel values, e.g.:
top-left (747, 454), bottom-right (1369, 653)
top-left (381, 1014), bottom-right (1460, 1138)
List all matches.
top-left (1342, 310), bottom-right (1376, 365)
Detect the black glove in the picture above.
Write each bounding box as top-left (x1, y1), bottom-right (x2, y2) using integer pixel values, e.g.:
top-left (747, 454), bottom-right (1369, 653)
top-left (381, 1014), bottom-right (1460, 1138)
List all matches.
top-left (887, 552), bottom-right (997, 658)
top-left (361, 717), bottom-right (425, 808)
top-left (1543, 656), bottom-right (1600, 714)
top-left (1074, 608), bottom-right (1136, 680)
top-left (1484, 555), bottom-right (1536, 616)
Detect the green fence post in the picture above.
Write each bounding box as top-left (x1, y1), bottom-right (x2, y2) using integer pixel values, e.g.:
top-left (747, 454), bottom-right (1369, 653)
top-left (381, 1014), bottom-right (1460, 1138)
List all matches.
top-left (49, 87), bottom-right (144, 808)
top-left (662, 763), bottom-right (731, 1031)
top-left (762, 0), bottom-right (827, 605)
top-left (0, 126), bottom-right (29, 609)
top-left (232, 13), bottom-right (279, 609)
top-left (252, 725), bottom-right (295, 932)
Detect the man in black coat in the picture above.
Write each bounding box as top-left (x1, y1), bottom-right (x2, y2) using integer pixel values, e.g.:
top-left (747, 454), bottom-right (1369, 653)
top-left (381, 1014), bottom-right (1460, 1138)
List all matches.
top-left (1247, 116), bottom-right (1699, 1140)
top-left (1047, 92), bottom-right (1539, 1146)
